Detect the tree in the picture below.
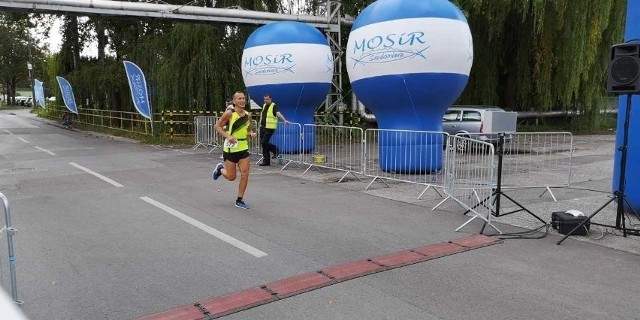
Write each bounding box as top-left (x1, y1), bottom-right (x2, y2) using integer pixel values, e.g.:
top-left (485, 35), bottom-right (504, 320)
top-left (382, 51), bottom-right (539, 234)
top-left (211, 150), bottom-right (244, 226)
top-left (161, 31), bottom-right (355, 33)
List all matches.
top-left (42, 0), bottom-right (626, 131)
top-left (0, 13), bottom-right (43, 105)
top-left (152, 0), bottom-right (283, 111)
top-left (450, 0), bottom-right (626, 129)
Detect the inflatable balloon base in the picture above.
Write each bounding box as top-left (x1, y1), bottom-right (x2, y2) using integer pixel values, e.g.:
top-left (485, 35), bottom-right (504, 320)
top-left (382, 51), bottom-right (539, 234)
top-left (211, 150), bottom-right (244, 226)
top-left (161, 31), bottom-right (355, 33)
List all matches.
top-left (270, 125), bottom-right (315, 154)
top-left (378, 143), bottom-right (444, 174)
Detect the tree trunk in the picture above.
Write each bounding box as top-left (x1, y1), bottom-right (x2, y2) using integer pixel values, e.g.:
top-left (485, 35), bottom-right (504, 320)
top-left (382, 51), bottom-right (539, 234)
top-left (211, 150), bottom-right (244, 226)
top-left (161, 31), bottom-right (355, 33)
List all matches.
top-left (9, 78), bottom-right (16, 105)
top-left (502, 70), bottom-right (517, 110)
top-left (68, 16), bottom-right (80, 70)
top-left (96, 20), bottom-right (106, 63)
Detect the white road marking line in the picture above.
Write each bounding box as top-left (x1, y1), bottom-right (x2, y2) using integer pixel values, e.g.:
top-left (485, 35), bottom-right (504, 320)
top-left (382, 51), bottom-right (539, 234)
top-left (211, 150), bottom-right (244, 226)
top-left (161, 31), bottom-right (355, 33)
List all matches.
top-left (17, 137), bottom-right (30, 144)
top-left (57, 147), bottom-right (96, 151)
top-left (69, 162), bottom-right (124, 187)
top-left (4, 130), bottom-right (13, 135)
top-left (174, 150), bottom-right (195, 155)
top-left (34, 146), bottom-right (56, 156)
top-left (140, 196), bottom-right (268, 258)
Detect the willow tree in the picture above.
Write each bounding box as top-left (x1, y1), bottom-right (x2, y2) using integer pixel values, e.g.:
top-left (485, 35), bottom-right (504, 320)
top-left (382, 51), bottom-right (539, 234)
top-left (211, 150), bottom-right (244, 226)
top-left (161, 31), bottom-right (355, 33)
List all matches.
top-left (46, 12), bottom-right (174, 112)
top-left (47, 0), bottom-right (309, 113)
top-left (456, 0), bottom-right (626, 115)
top-left (336, 0), bottom-right (626, 129)
top-left (153, 0), bottom-right (283, 111)
top-left (47, 0), bottom-right (626, 130)
top-left (156, 24), bottom-right (224, 111)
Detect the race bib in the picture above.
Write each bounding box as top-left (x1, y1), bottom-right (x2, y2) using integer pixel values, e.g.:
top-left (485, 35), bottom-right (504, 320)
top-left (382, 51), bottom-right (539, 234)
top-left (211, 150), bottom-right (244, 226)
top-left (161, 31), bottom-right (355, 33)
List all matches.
top-left (223, 139), bottom-right (238, 148)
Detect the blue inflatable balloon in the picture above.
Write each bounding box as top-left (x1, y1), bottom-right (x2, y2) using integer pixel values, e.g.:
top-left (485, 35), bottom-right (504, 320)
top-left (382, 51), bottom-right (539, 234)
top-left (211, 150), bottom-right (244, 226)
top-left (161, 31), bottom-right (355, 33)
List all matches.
top-left (242, 21), bottom-right (333, 153)
top-left (613, 0), bottom-right (640, 217)
top-left (346, 0), bottom-right (473, 173)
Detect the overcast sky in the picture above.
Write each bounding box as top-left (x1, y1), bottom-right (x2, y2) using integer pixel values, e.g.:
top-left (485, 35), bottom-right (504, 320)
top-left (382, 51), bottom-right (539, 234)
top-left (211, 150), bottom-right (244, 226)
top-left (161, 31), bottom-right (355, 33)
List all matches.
top-left (35, 16), bottom-right (99, 57)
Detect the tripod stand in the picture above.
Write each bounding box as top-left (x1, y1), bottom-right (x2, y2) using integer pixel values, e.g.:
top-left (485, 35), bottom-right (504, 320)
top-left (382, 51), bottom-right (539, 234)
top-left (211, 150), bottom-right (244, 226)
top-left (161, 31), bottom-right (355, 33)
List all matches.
top-left (557, 93), bottom-right (639, 245)
top-left (464, 133), bottom-right (547, 234)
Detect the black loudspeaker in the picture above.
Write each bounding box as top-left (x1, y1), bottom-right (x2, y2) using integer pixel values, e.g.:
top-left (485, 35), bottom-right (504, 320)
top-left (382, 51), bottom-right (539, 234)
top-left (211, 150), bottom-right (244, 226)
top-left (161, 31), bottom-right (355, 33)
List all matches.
top-left (607, 42), bottom-right (640, 94)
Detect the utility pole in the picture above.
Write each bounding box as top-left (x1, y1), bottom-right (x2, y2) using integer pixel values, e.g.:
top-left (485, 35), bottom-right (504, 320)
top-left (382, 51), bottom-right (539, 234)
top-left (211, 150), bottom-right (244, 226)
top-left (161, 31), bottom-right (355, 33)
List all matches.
top-left (27, 31), bottom-right (35, 108)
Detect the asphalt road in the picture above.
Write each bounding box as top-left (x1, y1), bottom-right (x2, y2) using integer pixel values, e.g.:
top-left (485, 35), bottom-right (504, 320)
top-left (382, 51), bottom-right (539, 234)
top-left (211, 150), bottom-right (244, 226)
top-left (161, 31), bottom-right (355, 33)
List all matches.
top-left (1, 109), bottom-right (639, 320)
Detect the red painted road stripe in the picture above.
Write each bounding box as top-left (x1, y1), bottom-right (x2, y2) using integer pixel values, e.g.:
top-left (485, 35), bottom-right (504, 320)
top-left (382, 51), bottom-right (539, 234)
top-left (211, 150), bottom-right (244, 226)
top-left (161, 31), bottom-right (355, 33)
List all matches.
top-left (411, 241), bottom-right (468, 258)
top-left (451, 234), bottom-right (502, 248)
top-left (369, 250), bottom-right (427, 268)
top-left (136, 305), bottom-right (204, 320)
top-left (199, 287), bottom-right (276, 318)
top-left (265, 272), bottom-right (333, 298)
top-left (321, 260), bottom-right (384, 282)
top-left (136, 235), bottom-right (501, 319)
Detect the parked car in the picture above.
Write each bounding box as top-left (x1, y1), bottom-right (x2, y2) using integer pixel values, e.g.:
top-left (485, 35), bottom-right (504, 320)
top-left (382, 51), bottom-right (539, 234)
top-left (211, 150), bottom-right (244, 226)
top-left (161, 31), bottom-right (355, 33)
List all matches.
top-left (442, 105), bottom-right (517, 150)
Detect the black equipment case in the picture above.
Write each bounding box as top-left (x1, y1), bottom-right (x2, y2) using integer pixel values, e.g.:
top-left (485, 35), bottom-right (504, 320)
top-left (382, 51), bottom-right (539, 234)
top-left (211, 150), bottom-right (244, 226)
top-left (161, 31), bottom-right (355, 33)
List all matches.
top-left (551, 211), bottom-right (590, 235)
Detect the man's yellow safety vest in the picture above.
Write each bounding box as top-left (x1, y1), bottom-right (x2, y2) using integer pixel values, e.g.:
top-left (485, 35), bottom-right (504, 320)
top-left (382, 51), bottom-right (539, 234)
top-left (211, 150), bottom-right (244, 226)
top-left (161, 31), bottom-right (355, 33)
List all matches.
top-left (262, 103), bottom-right (277, 129)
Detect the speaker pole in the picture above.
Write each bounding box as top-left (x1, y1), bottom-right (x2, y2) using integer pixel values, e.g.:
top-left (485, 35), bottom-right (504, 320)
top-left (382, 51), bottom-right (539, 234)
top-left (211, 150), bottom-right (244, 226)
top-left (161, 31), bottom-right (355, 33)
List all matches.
top-left (615, 94), bottom-right (632, 235)
top-left (558, 39), bottom-right (640, 245)
top-left (558, 94), bottom-right (634, 244)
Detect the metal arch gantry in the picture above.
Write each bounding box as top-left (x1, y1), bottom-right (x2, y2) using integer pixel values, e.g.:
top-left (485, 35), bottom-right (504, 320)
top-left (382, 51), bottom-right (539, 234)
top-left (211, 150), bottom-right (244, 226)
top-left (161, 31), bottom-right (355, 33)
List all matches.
top-left (0, 0), bottom-right (352, 114)
top-left (316, 0), bottom-right (346, 114)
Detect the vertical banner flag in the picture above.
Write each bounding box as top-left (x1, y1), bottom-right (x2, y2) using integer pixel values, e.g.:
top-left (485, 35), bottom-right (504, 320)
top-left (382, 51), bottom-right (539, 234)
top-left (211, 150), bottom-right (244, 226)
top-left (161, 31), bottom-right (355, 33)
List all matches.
top-left (55, 76), bottom-right (78, 114)
top-left (123, 61), bottom-right (152, 120)
top-left (34, 79), bottom-right (46, 108)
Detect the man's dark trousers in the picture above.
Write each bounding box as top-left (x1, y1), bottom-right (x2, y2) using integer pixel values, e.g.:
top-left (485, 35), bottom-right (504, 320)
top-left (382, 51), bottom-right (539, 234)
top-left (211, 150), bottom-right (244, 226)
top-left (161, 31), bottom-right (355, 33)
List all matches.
top-left (260, 126), bottom-right (278, 163)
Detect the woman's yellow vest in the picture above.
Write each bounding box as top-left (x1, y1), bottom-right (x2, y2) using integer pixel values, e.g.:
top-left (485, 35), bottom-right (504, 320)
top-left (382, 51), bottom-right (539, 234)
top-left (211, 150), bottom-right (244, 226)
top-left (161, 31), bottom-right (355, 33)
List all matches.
top-left (226, 112), bottom-right (249, 153)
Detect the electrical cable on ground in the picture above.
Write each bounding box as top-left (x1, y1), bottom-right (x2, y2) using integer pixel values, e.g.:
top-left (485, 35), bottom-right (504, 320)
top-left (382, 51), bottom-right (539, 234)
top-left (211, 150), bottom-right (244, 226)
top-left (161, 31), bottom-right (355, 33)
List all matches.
top-left (490, 223), bottom-right (550, 240)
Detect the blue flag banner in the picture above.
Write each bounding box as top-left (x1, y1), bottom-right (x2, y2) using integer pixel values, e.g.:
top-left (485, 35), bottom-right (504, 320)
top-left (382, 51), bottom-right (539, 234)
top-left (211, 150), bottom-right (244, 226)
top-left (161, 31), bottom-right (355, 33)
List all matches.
top-left (123, 61), bottom-right (152, 120)
top-left (55, 76), bottom-right (78, 114)
top-left (34, 79), bottom-right (45, 108)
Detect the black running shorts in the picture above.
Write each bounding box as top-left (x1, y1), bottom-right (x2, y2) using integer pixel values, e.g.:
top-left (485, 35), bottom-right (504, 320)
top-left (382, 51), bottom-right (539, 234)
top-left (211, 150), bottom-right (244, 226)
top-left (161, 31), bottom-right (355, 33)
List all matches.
top-left (223, 150), bottom-right (250, 163)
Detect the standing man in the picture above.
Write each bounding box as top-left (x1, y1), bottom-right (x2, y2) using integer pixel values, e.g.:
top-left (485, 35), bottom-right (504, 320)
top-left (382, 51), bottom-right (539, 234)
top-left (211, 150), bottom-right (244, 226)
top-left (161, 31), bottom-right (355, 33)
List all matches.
top-left (259, 94), bottom-right (289, 166)
top-left (212, 91), bottom-right (257, 209)
top-left (225, 98), bottom-right (235, 112)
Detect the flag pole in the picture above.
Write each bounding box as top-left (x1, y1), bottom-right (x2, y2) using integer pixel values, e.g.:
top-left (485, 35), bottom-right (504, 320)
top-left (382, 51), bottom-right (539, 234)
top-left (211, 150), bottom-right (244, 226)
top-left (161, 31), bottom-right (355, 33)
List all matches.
top-left (148, 81), bottom-right (154, 136)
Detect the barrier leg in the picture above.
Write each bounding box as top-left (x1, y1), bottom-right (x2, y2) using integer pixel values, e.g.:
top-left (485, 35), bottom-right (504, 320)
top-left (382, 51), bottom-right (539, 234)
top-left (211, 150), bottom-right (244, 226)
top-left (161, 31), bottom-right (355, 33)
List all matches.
top-left (431, 195), bottom-right (451, 210)
top-left (302, 164), bottom-right (314, 175)
top-left (539, 186), bottom-right (558, 202)
top-left (280, 159), bottom-right (301, 172)
top-left (456, 207), bottom-right (502, 234)
top-left (418, 185), bottom-right (444, 200)
top-left (366, 177), bottom-right (390, 190)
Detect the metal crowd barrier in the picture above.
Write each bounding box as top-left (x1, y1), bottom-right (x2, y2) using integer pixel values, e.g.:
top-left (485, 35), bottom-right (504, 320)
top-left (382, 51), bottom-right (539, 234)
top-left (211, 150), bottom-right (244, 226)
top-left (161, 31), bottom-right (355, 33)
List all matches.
top-left (249, 119), bottom-right (261, 160)
top-left (431, 136), bottom-right (500, 233)
top-left (363, 129), bottom-right (448, 199)
top-left (191, 123), bottom-right (574, 224)
top-left (0, 192), bottom-right (21, 307)
top-left (193, 116), bottom-right (220, 151)
top-left (463, 132), bottom-right (573, 201)
top-left (254, 122), bottom-right (303, 169)
top-left (301, 124), bottom-right (364, 182)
